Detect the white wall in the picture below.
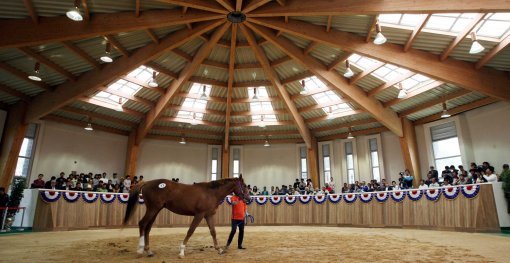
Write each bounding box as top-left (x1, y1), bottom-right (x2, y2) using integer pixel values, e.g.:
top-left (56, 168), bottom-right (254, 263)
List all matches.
top-left (137, 139), bottom-right (209, 184)
top-left (381, 131), bottom-right (405, 182)
top-left (31, 121), bottom-right (127, 182)
top-left (242, 144), bottom-right (298, 189)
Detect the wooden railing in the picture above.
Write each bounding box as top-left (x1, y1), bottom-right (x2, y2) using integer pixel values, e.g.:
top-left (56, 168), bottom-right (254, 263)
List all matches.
top-left (33, 184), bottom-right (500, 232)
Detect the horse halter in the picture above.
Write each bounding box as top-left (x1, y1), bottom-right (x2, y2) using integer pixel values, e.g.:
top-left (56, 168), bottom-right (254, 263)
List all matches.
top-left (234, 179), bottom-right (250, 201)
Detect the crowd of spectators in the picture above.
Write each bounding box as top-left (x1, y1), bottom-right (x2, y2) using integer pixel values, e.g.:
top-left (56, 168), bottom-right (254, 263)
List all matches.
top-left (29, 171), bottom-right (161, 193)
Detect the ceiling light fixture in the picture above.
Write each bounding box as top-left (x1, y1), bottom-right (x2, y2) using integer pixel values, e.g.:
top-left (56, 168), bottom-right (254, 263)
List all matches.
top-left (299, 79), bottom-right (308, 95)
top-left (258, 115), bottom-right (266, 128)
top-left (327, 106), bottom-right (335, 119)
top-left (100, 42), bottom-right (113, 63)
top-left (469, 31), bottom-right (485, 54)
top-left (179, 134), bottom-right (187, 145)
top-left (373, 22), bottom-right (387, 45)
top-left (66, 0), bottom-right (83, 21)
top-left (264, 137), bottom-right (271, 147)
top-left (203, 68), bottom-right (208, 76)
top-left (343, 60), bottom-right (354, 78)
top-left (191, 112), bottom-right (198, 125)
top-left (114, 97), bottom-right (123, 112)
top-left (28, 62), bottom-right (42, 81)
top-left (252, 87), bottom-right (259, 101)
top-left (200, 84), bottom-right (208, 99)
top-left (84, 116), bottom-right (93, 131)
top-left (441, 102), bottom-right (451, 118)
top-left (148, 70), bottom-right (158, 87)
top-left (397, 83), bottom-right (407, 99)
top-left (347, 127), bottom-right (354, 139)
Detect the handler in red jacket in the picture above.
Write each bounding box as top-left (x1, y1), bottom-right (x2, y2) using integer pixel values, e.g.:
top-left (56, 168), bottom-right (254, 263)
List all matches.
top-left (226, 192), bottom-right (247, 249)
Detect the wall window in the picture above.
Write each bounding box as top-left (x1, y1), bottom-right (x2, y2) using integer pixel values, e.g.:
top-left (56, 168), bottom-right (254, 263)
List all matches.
top-left (345, 141), bottom-right (355, 184)
top-left (299, 146), bottom-right (308, 180)
top-left (322, 144), bottom-right (331, 184)
top-left (232, 147), bottom-right (241, 178)
top-left (15, 124), bottom-right (38, 177)
top-left (210, 147), bottom-right (219, 181)
top-left (369, 138), bottom-right (381, 182)
top-left (430, 121), bottom-right (463, 174)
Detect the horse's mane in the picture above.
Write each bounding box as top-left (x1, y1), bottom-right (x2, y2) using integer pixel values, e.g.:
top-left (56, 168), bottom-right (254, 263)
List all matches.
top-left (205, 178), bottom-right (238, 189)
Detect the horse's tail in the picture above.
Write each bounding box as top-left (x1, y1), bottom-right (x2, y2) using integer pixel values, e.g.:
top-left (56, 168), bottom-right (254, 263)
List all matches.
top-left (123, 182), bottom-right (145, 226)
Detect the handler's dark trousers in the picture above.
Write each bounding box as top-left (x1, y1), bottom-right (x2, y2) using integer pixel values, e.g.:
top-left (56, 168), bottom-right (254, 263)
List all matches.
top-left (226, 219), bottom-right (244, 248)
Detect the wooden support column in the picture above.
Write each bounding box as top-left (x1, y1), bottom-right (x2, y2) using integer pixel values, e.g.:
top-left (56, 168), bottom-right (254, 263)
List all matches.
top-left (124, 130), bottom-right (140, 177)
top-left (399, 118), bottom-right (421, 187)
top-left (0, 102), bottom-right (28, 189)
top-left (307, 137), bottom-right (320, 188)
top-left (221, 146), bottom-right (230, 179)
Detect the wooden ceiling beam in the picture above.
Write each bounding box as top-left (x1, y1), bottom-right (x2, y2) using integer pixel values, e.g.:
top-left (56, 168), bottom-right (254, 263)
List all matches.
top-left (215, 0), bottom-right (234, 12)
top-left (247, 0), bottom-right (510, 16)
top-left (414, 97), bottom-right (498, 125)
top-left (235, 62), bottom-right (262, 69)
top-left (81, 0), bottom-right (90, 20)
top-left (78, 97), bottom-right (146, 118)
top-left (270, 56), bottom-right (292, 67)
top-left (476, 33), bottom-right (510, 69)
top-left (281, 71), bottom-right (313, 85)
top-left (246, 21), bottom-right (404, 137)
top-left (18, 47), bottom-right (77, 81)
top-left (298, 99), bottom-right (351, 113)
top-left (177, 92), bottom-right (226, 103)
top-left (135, 22), bottom-right (230, 144)
top-left (172, 49), bottom-right (193, 62)
top-left (120, 74), bottom-right (166, 94)
top-left (349, 61), bottom-right (384, 85)
top-left (102, 87), bottom-right (155, 107)
top-left (243, 0), bottom-right (273, 13)
top-left (43, 115), bottom-right (129, 136)
top-left (203, 59), bottom-right (229, 69)
top-left (189, 76), bottom-right (228, 87)
top-left (146, 134), bottom-right (222, 144)
top-left (61, 41), bottom-right (101, 69)
top-left (23, 0), bottom-right (38, 24)
top-left (397, 89), bottom-right (471, 117)
top-left (231, 109), bottom-right (287, 116)
top-left (103, 34), bottom-right (130, 57)
top-left (367, 71), bottom-right (415, 97)
top-left (231, 120), bottom-right (294, 127)
top-left (235, 0), bottom-right (243, 11)
top-left (249, 17), bottom-right (510, 102)
top-left (152, 125), bottom-right (223, 136)
top-left (318, 126), bottom-right (389, 142)
top-left (135, 0), bottom-right (141, 17)
top-left (157, 0), bottom-right (228, 14)
top-left (231, 138), bottom-right (304, 145)
top-left (233, 80), bottom-right (272, 88)
top-left (383, 80), bottom-right (444, 108)
top-left (326, 16), bottom-right (332, 32)
top-left (0, 84), bottom-right (31, 102)
top-left (145, 29), bottom-right (159, 44)
top-left (404, 14), bottom-right (431, 52)
top-left (0, 9), bottom-right (223, 49)
top-left (166, 105), bottom-right (225, 116)
top-left (240, 24), bottom-right (313, 148)
top-left (304, 41), bottom-right (318, 55)
top-left (224, 24), bottom-right (237, 150)
top-left (327, 52), bottom-right (352, 71)
top-left (60, 106), bottom-right (137, 127)
top-left (232, 96), bottom-right (280, 103)
top-left (440, 13), bottom-right (485, 61)
top-left (159, 116), bottom-right (225, 127)
top-left (365, 15), bottom-right (378, 43)
top-left (144, 62), bottom-right (179, 79)
top-left (312, 117), bottom-right (378, 132)
top-left (291, 86), bottom-right (331, 100)
top-left (25, 20), bottom-right (224, 123)
top-left (0, 62), bottom-right (51, 91)
top-left (231, 129), bottom-right (299, 136)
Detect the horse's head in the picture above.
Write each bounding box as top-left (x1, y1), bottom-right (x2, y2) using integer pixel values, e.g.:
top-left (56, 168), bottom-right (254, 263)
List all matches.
top-left (233, 175), bottom-right (251, 203)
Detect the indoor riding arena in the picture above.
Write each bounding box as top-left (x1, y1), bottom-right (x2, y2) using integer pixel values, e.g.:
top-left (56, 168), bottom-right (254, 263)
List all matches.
top-left (0, 1), bottom-right (510, 262)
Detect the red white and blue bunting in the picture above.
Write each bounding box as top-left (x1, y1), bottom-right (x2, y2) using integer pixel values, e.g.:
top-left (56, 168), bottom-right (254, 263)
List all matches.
top-left (299, 195), bottom-right (312, 204)
top-left (255, 196), bottom-right (268, 205)
top-left (40, 190), bottom-right (61, 203)
top-left (443, 186), bottom-right (460, 200)
top-left (269, 195), bottom-right (283, 205)
top-left (425, 188), bottom-right (442, 201)
top-left (359, 193), bottom-right (373, 203)
top-left (375, 192), bottom-right (389, 202)
top-left (246, 197), bottom-right (253, 206)
top-left (118, 194), bottom-right (130, 204)
top-left (343, 193), bottom-right (357, 204)
top-left (63, 191), bottom-right (80, 203)
top-left (314, 195), bottom-right (327, 204)
top-left (284, 195), bottom-right (297, 205)
top-left (461, 185), bottom-right (480, 199)
top-left (391, 191), bottom-right (406, 202)
top-left (328, 194), bottom-right (342, 204)
top-left (82, 192), bottom-right (98, 203)
top-left (407, 190), bottom-right (423, 201)
top-left (138, 194), bottom-right (145, 204)
top-left (100, 193), bottom-right (116, 203)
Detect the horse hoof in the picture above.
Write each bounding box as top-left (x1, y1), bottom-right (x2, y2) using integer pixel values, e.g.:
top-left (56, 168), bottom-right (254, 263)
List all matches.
top-left (136, 248), bottom-right (144, 255)
top-left (147, 253), bottom-right (154, 257)
top-left (178, 254), bottom-right (185, 259)
top-left (218, 248), bottom-right (224, 255)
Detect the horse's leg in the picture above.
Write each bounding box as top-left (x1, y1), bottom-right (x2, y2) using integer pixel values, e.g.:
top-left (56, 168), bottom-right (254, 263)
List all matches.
top-left (205, 214), bottom-right (223, 255)
top-left (179, 214), bottom-right (204, 258)
top-left (137, 207), bottom-right (160, 255)
top-left (143, 208), bottom-right (161, 257)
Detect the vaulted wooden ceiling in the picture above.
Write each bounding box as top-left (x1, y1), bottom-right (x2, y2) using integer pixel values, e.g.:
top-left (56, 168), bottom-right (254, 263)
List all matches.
top-left (0, 0), bottom-right (509, 147)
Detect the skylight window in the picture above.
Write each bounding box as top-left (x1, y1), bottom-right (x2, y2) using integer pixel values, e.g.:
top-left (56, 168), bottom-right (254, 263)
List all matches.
top-left (176, 111), bottom-right (204, 121)
top-left (348, 54), bottom-right (381, 70)
top-left (476, 13), bottom-right (510, 39)
top-left (189, 82), bottom-right (212, 97)
top-left (372, 64), bottom-right (410, 81)
top-left (425, 13), bottom-right (478, 33)
top-left (250, 101), bottom-right (273, 112)
top-left (181, 98), bottom-right (207, 110)
top-left (248, 86), bottom-right (269, 99)
top-left (92, 65), bottom-right (149, 106)
top-left (312, 90), bottom-right (341, 104)
top-left (379, 14), bottom-right (424, 27)
top-left (128, 65), bottom-right (156, 83)
top-left (323, 103), bottom-right (352, 115)
top-left (252, 114), bottom-right (277, 122)
top-left (400, 74), bottom-right (433, 91)
top-left (302, 76), bottom-right (326, 90)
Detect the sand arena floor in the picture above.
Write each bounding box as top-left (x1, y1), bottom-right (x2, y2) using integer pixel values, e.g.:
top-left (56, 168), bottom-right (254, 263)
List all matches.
top-left (0, 226), bottom-right (509, 262)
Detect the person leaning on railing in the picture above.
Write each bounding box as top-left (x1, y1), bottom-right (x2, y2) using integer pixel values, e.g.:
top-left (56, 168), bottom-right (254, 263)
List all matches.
top-left (500, 164), bottom-right (510, 213)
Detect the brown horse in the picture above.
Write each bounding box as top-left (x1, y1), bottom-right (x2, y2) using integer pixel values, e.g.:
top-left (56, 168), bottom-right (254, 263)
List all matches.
top-left (123, 176), bottom-right (250, 258)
